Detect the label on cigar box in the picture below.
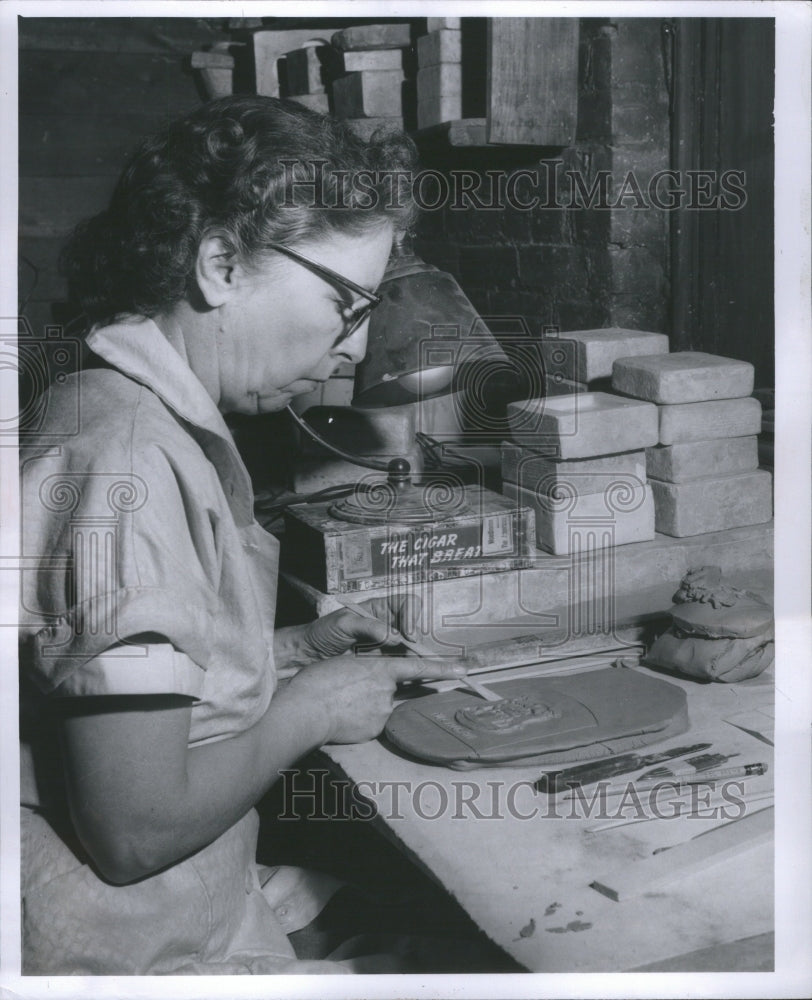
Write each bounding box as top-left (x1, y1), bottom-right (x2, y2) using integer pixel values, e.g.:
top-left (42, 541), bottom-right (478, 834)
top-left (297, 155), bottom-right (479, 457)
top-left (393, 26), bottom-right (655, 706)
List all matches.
top-left (282, 485), bottom-right (534, 593)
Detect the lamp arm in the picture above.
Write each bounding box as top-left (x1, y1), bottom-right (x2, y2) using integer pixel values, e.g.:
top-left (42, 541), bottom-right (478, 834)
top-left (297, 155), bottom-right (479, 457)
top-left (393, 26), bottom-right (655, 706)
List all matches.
top-left (285, 404), bottom-right (410, 476)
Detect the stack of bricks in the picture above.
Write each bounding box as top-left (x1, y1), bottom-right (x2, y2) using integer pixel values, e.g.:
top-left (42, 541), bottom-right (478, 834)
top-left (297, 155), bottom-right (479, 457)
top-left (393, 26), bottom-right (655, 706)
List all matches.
top-left (416, 17), bottom-right (462, 129)
top-left (279, 43), bottom-right (331, 113)
top-left (501, 329), bottom-right (668, 555)
top-left (329, 23), bottom-right (412, 139)
top-left (611, 352), bottom-right (772, 537)
top-left (539, 327), bottom-right (670, 395)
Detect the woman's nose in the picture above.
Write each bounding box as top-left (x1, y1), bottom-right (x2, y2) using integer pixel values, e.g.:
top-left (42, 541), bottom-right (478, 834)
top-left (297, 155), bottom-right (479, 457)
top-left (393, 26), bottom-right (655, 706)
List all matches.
top-left (335, 320), bottom-right (369, 365)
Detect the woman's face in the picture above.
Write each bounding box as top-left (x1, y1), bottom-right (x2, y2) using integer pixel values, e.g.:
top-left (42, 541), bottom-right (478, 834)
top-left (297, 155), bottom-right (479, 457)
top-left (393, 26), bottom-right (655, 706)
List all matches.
top-left (216, 225), bottom-right (393, 414)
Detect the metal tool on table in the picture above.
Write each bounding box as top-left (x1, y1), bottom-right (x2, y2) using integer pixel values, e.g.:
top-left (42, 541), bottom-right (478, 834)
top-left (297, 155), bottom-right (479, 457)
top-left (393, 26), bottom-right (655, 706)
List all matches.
top-left (562, 762), bottom-right (769, 801)
top-left (535, 741), bottom-right (713, 795)
top-left (637, 750), bottom-right (740, 782)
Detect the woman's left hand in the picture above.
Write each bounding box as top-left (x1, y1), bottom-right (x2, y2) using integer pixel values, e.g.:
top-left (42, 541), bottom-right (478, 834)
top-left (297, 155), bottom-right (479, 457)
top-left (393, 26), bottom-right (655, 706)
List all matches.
top-left (275, 595), bottom-right (421, 668)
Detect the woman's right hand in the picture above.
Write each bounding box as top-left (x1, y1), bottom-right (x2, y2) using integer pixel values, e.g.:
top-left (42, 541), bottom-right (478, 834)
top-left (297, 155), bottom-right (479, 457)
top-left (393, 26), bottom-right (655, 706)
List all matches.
top-left (280, 653), bottom-right (467, 746)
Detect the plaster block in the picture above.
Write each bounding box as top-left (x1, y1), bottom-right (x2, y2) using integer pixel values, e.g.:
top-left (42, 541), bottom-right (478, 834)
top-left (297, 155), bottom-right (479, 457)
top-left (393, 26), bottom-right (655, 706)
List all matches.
top-left (658, 397), bottom-right (762, 445)
top-left (508, 392), bottom-right (659, 459)
top-left (504, 481), bottom-right (655, 555)
top-left (331, 24), bottom-right (412, 51)
top-left (332, 70), bottom-right (405, 118)
top-left (612, 351), bottom-right (755, 403)
top-left (284, 46), bottom-right (325, 95)
top-left (502, 445), bottom-right (647, 497)
top-left (427, 17), bottom-right (461, 30)
top-left (417, 62), bottom-right (463, 100)
top-left (416, 63), bottom-right (463, 127)
top-left (646, 437), bottom-right (759, 483)
top-left (417, 96), bottom-right (463, 129)
top-left (541, 328), bottom-right (669, 382)
top-left (545, 374), bottom-right (587, 397)
top-left (417, 29), bottom-right (462, 67)
top-left (342, 49), bottom-right (403, 72)
top-left (288, 93), bottom-right (329, 113)
top-left (649, 470), bottom-right (773, 537)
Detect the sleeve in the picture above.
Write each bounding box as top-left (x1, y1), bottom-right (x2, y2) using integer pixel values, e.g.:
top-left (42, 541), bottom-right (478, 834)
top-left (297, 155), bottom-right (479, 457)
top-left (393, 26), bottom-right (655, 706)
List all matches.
top-left (51, 644), bottom-right (206, 699)
top-left (20, 417), bottom-right (225, 698)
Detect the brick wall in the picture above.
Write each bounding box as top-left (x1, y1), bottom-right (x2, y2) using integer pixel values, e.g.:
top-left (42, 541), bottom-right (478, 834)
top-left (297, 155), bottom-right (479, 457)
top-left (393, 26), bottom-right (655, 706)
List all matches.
top-left (414, 18), bottom-right (671, 338)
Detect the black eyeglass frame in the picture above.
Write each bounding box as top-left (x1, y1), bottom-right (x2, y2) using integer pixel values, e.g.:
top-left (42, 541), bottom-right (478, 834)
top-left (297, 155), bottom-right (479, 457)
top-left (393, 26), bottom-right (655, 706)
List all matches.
top-left (266, 242), bottom-right (382, 345)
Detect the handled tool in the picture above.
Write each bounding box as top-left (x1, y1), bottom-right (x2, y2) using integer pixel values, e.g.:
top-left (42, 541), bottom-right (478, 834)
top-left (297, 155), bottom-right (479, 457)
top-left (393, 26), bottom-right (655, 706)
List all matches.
top-left (536, 741), bottom-right (713, 795)
top-left (563, 761), bottom-right (769, 801)
top-left (339, 598), bottom-right (501, 702)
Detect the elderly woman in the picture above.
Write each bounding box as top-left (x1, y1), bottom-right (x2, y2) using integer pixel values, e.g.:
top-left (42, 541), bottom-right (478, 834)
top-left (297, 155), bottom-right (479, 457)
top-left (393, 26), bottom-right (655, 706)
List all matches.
top-left (19, 96), bottom-right (465, 975)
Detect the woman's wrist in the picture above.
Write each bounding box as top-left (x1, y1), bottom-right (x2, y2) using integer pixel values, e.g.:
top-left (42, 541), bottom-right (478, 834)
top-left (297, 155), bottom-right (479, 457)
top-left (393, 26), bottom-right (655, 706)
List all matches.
top-left (271, 670), bottom-right (335, 748)
top-left (272, 624), bottom-right (320, 670)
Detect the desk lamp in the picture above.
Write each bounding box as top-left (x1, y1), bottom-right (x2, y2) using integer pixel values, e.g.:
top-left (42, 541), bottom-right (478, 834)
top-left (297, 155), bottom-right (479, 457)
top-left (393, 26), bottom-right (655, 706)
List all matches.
top-left (286, 244), bottom-right (510, 525)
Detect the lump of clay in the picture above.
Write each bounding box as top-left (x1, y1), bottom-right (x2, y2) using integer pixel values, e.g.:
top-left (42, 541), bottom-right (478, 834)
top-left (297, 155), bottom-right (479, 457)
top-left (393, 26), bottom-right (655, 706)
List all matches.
top-left (668, 566), bottom-right (773, 639)
top-left (646, 565), bottom-right (774, 682)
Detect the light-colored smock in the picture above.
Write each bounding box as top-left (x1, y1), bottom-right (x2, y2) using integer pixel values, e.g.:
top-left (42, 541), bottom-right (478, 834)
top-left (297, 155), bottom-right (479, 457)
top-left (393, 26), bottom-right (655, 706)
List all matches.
top-left (19, 318), bottom-right (339, 974)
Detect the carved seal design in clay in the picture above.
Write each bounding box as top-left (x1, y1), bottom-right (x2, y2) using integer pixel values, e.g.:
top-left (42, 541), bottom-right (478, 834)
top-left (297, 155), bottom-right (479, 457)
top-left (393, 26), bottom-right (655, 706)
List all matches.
top-left (455, 696), bottom-right (560, 733)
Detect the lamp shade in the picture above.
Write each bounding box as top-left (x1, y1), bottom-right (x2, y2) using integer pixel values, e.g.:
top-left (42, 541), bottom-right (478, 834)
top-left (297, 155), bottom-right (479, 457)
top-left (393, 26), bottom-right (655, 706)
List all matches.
top-left (352, 248), bottom-right (510, 409)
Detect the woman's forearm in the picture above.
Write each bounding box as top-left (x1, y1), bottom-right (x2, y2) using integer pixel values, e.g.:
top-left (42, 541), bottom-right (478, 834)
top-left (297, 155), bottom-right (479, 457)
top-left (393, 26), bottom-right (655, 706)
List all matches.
top-left (60, 649), bottom-right (449, 885)
top-left (60, 680), bottom-right (331, 884)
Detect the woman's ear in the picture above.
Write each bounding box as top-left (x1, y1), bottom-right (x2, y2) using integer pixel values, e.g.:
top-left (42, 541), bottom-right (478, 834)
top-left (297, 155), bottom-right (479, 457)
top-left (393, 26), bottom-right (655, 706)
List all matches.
top-left (195, 235), bottom-right (242, 307)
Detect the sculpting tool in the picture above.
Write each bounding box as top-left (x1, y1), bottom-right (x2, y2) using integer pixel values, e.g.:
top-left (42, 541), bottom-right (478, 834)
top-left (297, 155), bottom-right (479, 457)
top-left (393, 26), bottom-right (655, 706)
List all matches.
top-left (339, 599), bottom-right (501, 702)
top-left (638, 751), bottom-right (740, 782)
top-left (563, 761), bottom-right (769, 801)
top-left (536, 742), bottom-right (713, 795)
top-left (634, 761), bottom-right (767, 787)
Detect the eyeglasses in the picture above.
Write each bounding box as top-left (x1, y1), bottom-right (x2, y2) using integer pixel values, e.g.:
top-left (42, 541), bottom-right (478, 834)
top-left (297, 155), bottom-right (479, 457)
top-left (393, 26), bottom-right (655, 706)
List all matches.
top-left (266, 243), bottom-right (382, 345)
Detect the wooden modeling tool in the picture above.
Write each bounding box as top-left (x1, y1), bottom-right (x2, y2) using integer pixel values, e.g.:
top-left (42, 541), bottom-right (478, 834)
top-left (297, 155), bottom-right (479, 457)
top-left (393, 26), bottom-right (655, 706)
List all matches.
top-left (339, 599), bottom-right (501, 702)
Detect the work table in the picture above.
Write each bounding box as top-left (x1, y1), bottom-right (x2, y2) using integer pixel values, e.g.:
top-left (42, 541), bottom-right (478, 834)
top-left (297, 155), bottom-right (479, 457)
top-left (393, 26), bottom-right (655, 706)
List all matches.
top-left (322, 663), bottom-right (774, 972)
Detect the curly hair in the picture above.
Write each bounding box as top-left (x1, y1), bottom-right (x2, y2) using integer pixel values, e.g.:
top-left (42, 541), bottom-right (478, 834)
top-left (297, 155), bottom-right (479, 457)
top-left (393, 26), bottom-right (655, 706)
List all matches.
top-left (61, 96), bottom-right (418, 326)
